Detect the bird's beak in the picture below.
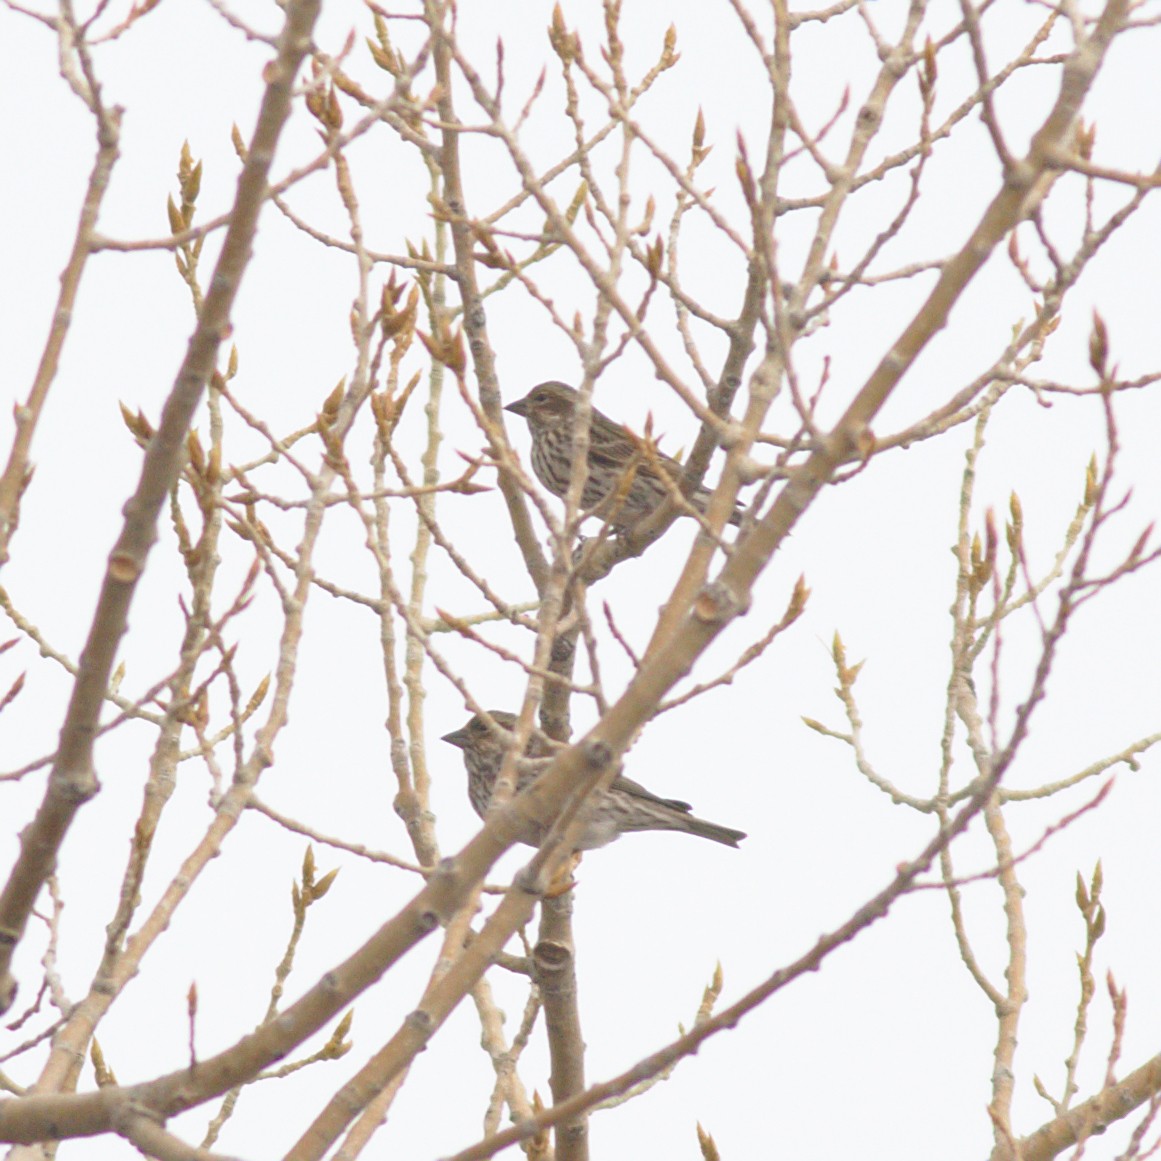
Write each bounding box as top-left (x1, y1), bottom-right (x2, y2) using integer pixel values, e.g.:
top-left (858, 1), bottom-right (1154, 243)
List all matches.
top-left (441, 727), bottom-right (469, 749)
top-left (505, 397), bottom-right (529, 417)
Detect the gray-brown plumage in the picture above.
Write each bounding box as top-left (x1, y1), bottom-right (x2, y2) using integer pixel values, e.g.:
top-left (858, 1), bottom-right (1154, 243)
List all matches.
top-left (505, 381), bottom-right (743, 530)
top-left (441, 710), bottom-right (746, 850)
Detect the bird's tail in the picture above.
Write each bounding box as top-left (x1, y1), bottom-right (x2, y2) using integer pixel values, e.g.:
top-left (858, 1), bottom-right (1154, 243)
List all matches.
top-left (685, 816), bottom-right (747, 847)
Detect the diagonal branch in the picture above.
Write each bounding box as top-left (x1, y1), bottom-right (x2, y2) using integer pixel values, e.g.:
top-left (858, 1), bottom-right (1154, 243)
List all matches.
top-left (1009, 1051), bottom-right (1161, 1161)
top-left (0, 0), bottom-right (323, 1014)
top-left (0, 48), bottom-right (119, 563)
top-left (429, 0), bottom-right (548, 595)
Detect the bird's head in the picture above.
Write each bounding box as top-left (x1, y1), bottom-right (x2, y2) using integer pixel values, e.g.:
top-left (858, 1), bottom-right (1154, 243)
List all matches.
top-left (441, 710), bottom-right (517, 750)
top-left (505, 381), bottom-right (577, 426)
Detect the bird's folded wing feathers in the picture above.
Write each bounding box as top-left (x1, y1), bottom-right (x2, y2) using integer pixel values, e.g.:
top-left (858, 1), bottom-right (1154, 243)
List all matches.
top-left (610, 774), bottom-right (693, 813)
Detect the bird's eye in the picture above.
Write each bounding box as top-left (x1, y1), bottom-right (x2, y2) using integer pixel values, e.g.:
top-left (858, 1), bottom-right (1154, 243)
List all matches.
top-left (534, 390), bottom-right (548, 402)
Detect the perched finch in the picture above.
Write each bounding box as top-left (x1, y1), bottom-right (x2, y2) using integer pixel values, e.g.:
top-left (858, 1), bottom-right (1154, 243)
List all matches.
top-left (442, 710), bottom-right (746, 850)
top-left (504, 381), bottom-right (744, 531)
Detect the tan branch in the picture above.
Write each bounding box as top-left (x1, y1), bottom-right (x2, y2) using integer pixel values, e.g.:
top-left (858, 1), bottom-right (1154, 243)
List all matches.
top-left (1007, 1053), bottom-right (1161, 1161)
top-left (0, 90), bottom-right (119, 562)
top-left (535, 889), bottom-right (587, 1161)
top-left (0, 0), bottom-right (323, 1015)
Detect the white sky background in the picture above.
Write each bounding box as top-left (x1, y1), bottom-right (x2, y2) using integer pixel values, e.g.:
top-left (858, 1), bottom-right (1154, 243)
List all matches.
top-left (2, 1), bottom-right (1161, 1159)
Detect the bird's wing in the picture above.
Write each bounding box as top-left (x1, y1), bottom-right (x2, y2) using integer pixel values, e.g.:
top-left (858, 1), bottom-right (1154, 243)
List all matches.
top-left (610, 774), bottom-right (693, 813)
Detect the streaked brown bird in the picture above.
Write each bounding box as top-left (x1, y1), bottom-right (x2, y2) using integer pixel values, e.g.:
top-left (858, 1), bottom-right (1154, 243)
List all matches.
top-left (441, 710), bottom-right (746, 850)
top-left (505, 381), bottom-right (743, 531)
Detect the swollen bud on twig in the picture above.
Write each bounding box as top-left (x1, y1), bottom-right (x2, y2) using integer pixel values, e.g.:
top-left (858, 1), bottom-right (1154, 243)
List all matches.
top-left (306, 63), bottom-right (344, 132)
top-left (167, 143), bottom-right (203, 244)
top-left (549, 5), bottom-right (576, 62)
top-left (245, 674), bottom-right (270, 718)
top-left (320, 380), bottom-right (345, 429)
top-left (119, 403), bottom-right (155, 447)
top-left (367, 13), bottom-right (402, 76)
top-left (735, 134), bottom-right (756, 208)
top-left (380, 276), bottom-right (418, 342)
top-left (831, 631), bottom-right (863, 687)
top-left (472, 228), bottom-right (509, 270)
top-left (645, 234), bottom-right (664, 277)
top-left (178, 141), bottom-right (202, 204)
top-left (697, 1122), bottom-right (721, 1161)
top-left (634, 195), bottom-right (656, 236)
top-left (564, 181), bottom-right (587, 225)
top-left (187, 429), bottom-right (205, 477)
top-left (417, 322), bottom-right (466, 376)
top-left (1007, 491), bottom-right (1023, 551)
top-left (919, 37), bottom-right (937, 99)
top-left (855, 427), bottom-right (876, 461)
top-left (710, 960), bottom-right (723, 997)
top-left (1088, 310), bottom-right (1109, 380)
top-left (1074, 119), bottom-right (1096, 162)
top-left (320, 1010), bottom-right (354, 1060)
top-left (311, 868), bottom-right (339, 902)
top-left (787, 575), bottom-right (810, 621)
top-left (90, 1039), bottom-right (116, 1087)
top-left (0, 672), bottom-right (26, 716)
top-left (166, 194), bottom-right (185, 236)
